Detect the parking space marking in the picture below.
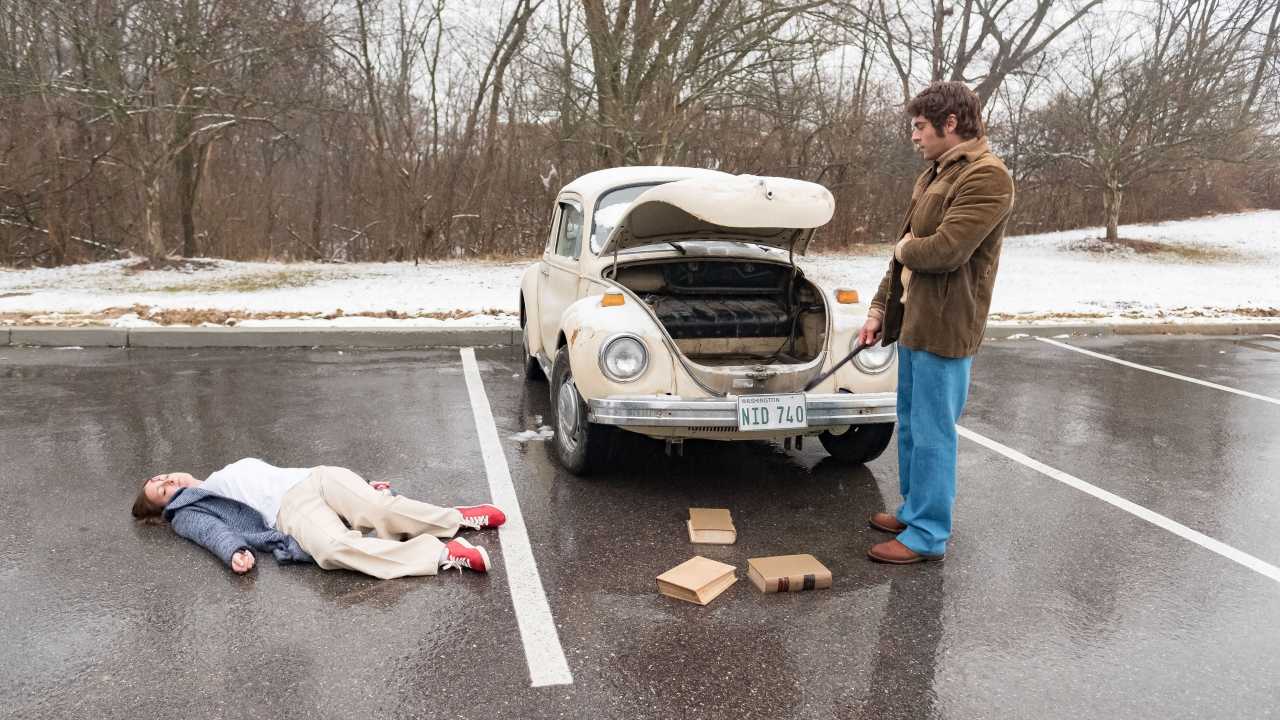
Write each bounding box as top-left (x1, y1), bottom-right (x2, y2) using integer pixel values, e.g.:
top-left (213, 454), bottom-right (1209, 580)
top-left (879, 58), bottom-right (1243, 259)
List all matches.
top-left (1035, 337), bottom-right (1280, 406)
top-left (460, 347), bottom-right (573, 687)
top-left (958, 425), bottom-right (1280, 584)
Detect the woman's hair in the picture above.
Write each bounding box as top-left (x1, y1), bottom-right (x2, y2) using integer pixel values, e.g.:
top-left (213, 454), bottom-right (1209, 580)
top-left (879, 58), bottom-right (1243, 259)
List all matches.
top-left (131, 478), bottom-right (166, 523)
top-left (906, 81), bottom-right (985, 140)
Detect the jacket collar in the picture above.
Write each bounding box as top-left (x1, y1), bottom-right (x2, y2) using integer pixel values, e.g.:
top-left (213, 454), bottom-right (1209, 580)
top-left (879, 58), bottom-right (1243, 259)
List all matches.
top-left (934, 136), bottom-right (989, 173)
top-left (161, 486), bottom-right (221, 520)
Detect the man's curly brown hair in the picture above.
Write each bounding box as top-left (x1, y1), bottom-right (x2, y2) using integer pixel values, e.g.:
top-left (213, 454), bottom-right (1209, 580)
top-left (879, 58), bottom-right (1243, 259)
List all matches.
top-left (906, 81), bottom-right (984, 140)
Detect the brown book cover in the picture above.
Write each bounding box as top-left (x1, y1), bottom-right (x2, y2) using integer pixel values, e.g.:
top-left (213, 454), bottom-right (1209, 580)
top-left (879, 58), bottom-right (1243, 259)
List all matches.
top-left (656, 556), bottom-right (737, 605)
top-left (747, 554), bottom-right (832, 593)
top-left (687, 508), bottom-right (736, 545)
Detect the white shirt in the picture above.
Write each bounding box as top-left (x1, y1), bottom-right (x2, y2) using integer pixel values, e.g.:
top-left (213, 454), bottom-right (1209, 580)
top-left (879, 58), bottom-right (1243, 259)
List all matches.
top-left (201, 458), bottom-right (311, 528)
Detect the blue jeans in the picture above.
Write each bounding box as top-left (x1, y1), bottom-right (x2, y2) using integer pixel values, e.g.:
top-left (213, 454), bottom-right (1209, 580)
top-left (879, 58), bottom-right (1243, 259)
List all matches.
top-left (894, 345), bottom-right (973, 556)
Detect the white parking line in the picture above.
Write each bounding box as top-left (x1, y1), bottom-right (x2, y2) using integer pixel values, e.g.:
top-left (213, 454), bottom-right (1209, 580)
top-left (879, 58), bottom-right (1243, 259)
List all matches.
top-left (958, 425), bottom-right (1280, 584)
top-left (460, 347), bottom-right (573, 687)
top-left (1035, 337), bottom-right (1280, 406)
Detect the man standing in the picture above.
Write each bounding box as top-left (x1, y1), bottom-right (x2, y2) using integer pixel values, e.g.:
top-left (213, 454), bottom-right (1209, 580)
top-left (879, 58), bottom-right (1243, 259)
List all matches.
top-left (859, 81), bottom-right (1015, 564)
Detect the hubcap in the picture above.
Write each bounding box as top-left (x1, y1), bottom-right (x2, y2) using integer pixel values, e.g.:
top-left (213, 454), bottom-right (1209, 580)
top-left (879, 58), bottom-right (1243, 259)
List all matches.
top-left (556, 375), bottom-right (581, 452)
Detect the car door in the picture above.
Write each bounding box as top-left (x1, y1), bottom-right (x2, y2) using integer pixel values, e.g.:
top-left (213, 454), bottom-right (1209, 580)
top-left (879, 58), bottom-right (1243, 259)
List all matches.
top-left (539, 196), bottom-right (586, 355)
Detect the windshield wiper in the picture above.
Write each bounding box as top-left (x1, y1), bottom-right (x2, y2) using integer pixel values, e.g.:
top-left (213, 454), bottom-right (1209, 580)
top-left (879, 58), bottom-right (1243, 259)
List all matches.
top-left (668, 241), bottom-right (687, 255)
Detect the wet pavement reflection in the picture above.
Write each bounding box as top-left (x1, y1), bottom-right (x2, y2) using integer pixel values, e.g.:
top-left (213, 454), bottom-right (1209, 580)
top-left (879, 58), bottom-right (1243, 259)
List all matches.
top-left (1, 336), bottom-right (1277, 719)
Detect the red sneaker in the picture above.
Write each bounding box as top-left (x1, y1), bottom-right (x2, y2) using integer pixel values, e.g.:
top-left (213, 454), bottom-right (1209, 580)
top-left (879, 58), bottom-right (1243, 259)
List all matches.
top-left (456, 503), bottom-right (507, 530)
top-left (441, 538), bottom-right (490, 573)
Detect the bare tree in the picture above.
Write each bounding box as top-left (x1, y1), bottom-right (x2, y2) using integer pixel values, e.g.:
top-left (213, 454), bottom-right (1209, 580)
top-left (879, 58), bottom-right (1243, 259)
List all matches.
top-left (578, 0), bottom-right (832, 165)
top-left (1, 0), bottom-right (1275, 267)
top-left (440, 0), bottom-right (543, 250)
top-left (862, 0), bottom-right (1103, 104)
top-left (1240, 0), bottom-right (1280, 122)
top-left (1049, 0), bottom-right (1274, 242)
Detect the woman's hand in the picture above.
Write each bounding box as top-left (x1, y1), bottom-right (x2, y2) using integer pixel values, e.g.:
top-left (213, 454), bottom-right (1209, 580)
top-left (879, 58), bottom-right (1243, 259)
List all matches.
top-left (231, 549), bottom-right (256, 574)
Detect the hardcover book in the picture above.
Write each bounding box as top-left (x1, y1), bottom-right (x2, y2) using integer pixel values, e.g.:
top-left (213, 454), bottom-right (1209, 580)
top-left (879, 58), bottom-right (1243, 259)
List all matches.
top-left (747, 554), bottom-right (832, 594)
top-left (687, 507), bottom-right (737, 545)
top-left (656, 556), bottom-right (737, 605)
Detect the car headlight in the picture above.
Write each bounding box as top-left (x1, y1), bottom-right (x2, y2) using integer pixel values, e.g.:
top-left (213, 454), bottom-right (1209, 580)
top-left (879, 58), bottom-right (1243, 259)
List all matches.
top-left (599, 333), bottom-right (648, 382)
top-left (852, 337), bottom-right (896, 374)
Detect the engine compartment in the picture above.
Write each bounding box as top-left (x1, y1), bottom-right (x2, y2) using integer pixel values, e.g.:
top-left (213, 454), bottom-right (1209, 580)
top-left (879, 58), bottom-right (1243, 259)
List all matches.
top-left (612, 259), bottom-right (827, 365)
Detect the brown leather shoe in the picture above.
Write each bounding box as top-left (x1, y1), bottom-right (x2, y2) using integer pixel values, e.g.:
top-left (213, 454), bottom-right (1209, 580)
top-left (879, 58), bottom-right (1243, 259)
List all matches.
top-left (868, 512), bottom-right (907, 534)
top-left (867, 539), bottom-right (944, 564)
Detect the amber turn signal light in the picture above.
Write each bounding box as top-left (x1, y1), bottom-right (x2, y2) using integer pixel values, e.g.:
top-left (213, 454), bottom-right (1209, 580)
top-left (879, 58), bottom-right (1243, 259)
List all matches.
top-left (835, 288), bottom-right (859, 304)
top-left (601, 293), bottom-right (626, 307)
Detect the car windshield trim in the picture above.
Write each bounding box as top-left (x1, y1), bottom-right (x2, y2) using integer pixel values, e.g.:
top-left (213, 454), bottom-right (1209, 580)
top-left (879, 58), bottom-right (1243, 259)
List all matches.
top-left (589, 181), bottom-right (670, 254)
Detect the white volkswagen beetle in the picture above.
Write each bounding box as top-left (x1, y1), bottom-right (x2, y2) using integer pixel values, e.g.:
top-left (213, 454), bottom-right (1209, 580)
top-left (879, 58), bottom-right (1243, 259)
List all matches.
top-left (519, 166), bottom-right (897, 475)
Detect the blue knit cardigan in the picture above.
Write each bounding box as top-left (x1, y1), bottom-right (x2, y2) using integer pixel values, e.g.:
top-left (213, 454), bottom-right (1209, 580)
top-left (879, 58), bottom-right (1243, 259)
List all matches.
top-left (163, 487), bottom-right (313, 569)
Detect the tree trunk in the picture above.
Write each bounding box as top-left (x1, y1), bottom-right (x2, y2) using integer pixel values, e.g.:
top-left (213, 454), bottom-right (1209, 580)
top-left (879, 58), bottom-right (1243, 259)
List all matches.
top-left (176, 136), bottom-right (197, 257)
top-left (143, 172), bottom-right (166, 260)
top-left (42, 119), bottom-right (68, 266)
top-left (311, 152), bottom-right (327, 260)
top-left (1103, 177), bottom-right (1123, 243)
top-left (263, 142), bottom-right (278, 258)
top-left (931, 0), bottom-right (946, 81)
top-left (175, 0), bottom-right (201, 258)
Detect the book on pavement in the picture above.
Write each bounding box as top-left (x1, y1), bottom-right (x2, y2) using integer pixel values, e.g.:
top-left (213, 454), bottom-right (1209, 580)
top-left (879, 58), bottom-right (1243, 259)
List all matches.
top-left (687, 507), bottom-right (736, 545)
top-left (747, 554), bottom-right (832, 594)
top-left (656, 556), bottom-right (737, 605)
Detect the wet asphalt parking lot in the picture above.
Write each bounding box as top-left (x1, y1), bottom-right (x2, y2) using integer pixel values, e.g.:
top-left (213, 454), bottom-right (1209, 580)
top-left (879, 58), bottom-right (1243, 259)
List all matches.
top-left (2, 334), bottom-right (1279, 719)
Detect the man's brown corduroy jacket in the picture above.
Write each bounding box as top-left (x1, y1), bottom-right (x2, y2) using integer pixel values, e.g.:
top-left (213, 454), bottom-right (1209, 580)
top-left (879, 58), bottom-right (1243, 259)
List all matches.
top-left (869, 136), bottom-right (1015, 358)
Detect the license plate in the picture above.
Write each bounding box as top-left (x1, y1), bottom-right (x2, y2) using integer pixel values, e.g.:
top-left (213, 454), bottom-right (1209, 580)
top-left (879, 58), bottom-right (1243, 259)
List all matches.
top-left (736, 393), bottom-right (807, 431)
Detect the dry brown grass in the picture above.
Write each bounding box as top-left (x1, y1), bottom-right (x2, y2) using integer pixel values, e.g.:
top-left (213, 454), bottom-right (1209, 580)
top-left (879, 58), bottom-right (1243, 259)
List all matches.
top-left (122, 258), bottom-right (221, 273)
top-left (1063, 236), bottom-right (1238, 262)
top-left (988, 311), bottom-right (1109, 321)
top-left (0, 305), bottom-right (517, 326)
top-left (153, 271), bottom-right (332, 293)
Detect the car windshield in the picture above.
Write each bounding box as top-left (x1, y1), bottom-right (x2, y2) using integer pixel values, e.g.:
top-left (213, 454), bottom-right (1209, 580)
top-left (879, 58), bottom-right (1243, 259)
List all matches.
top-left (590, 183), bottom-right (664, 253)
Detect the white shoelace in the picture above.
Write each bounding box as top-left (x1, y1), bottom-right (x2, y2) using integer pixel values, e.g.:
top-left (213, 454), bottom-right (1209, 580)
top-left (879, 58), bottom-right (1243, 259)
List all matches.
top-left (458, 514), bottom-right (488, 530)
top-left (440, 555), bottom-right (472, 572)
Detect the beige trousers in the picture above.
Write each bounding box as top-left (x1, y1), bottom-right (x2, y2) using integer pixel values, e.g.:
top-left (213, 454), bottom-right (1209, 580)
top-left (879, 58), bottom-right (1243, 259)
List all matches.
top-left (276, 466), bottom-right (463, 579)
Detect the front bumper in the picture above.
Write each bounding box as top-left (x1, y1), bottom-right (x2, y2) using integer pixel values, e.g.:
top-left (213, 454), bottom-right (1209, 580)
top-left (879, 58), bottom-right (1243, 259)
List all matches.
top-left (587, 392), bottom-right (896, 429)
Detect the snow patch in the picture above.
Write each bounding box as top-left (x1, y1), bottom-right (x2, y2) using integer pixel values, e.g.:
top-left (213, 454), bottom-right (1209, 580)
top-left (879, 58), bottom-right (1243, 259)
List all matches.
top-left (510, 426), bottom-right (555, 443)
top-left (2, 211), bottom-right (1278, 326)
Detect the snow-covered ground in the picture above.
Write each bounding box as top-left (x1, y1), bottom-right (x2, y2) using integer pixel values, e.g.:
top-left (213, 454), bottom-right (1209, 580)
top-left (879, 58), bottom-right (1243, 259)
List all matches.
top-left (1, 210), bottom-right (1277, 328)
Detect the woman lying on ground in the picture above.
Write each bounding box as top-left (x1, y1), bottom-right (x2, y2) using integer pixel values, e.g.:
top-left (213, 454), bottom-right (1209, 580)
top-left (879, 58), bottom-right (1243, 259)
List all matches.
top-left (131, 458), bottom-right (505, 578)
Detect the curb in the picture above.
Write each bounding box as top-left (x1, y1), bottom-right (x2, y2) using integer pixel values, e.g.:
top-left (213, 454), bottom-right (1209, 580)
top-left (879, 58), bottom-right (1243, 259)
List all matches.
top-left (2, 322), bottom-right (1278, 349)
top-left (984, 321), bottom-right (1280, 339)
top-left (9, 326), bottom-right (128, 347)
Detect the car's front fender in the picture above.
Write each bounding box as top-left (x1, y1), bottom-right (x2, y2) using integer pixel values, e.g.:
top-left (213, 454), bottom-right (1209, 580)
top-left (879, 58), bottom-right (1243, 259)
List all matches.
top-left (821, 293), bottom-right (897, 394)
top-left (560, 294), bottom-right (676, 399)
top-left (519, 263), bottom-right (543, 356)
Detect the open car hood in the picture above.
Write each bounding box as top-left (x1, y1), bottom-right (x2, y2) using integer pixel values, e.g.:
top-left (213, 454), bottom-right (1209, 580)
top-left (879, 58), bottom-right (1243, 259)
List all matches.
top-left (598, 174), bottom-right (835, 257)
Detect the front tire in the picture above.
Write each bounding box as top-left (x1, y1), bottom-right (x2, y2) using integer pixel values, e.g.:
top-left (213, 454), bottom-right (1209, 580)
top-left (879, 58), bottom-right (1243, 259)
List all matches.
top-left (819, 423), bottom-right (895, 464)
top-left (549, 346), bottom-right (612, 475)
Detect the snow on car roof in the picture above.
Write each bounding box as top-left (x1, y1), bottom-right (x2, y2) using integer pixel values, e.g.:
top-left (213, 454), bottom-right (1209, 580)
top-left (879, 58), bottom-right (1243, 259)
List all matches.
top-left (559, 166), bottom-right (731, 203)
